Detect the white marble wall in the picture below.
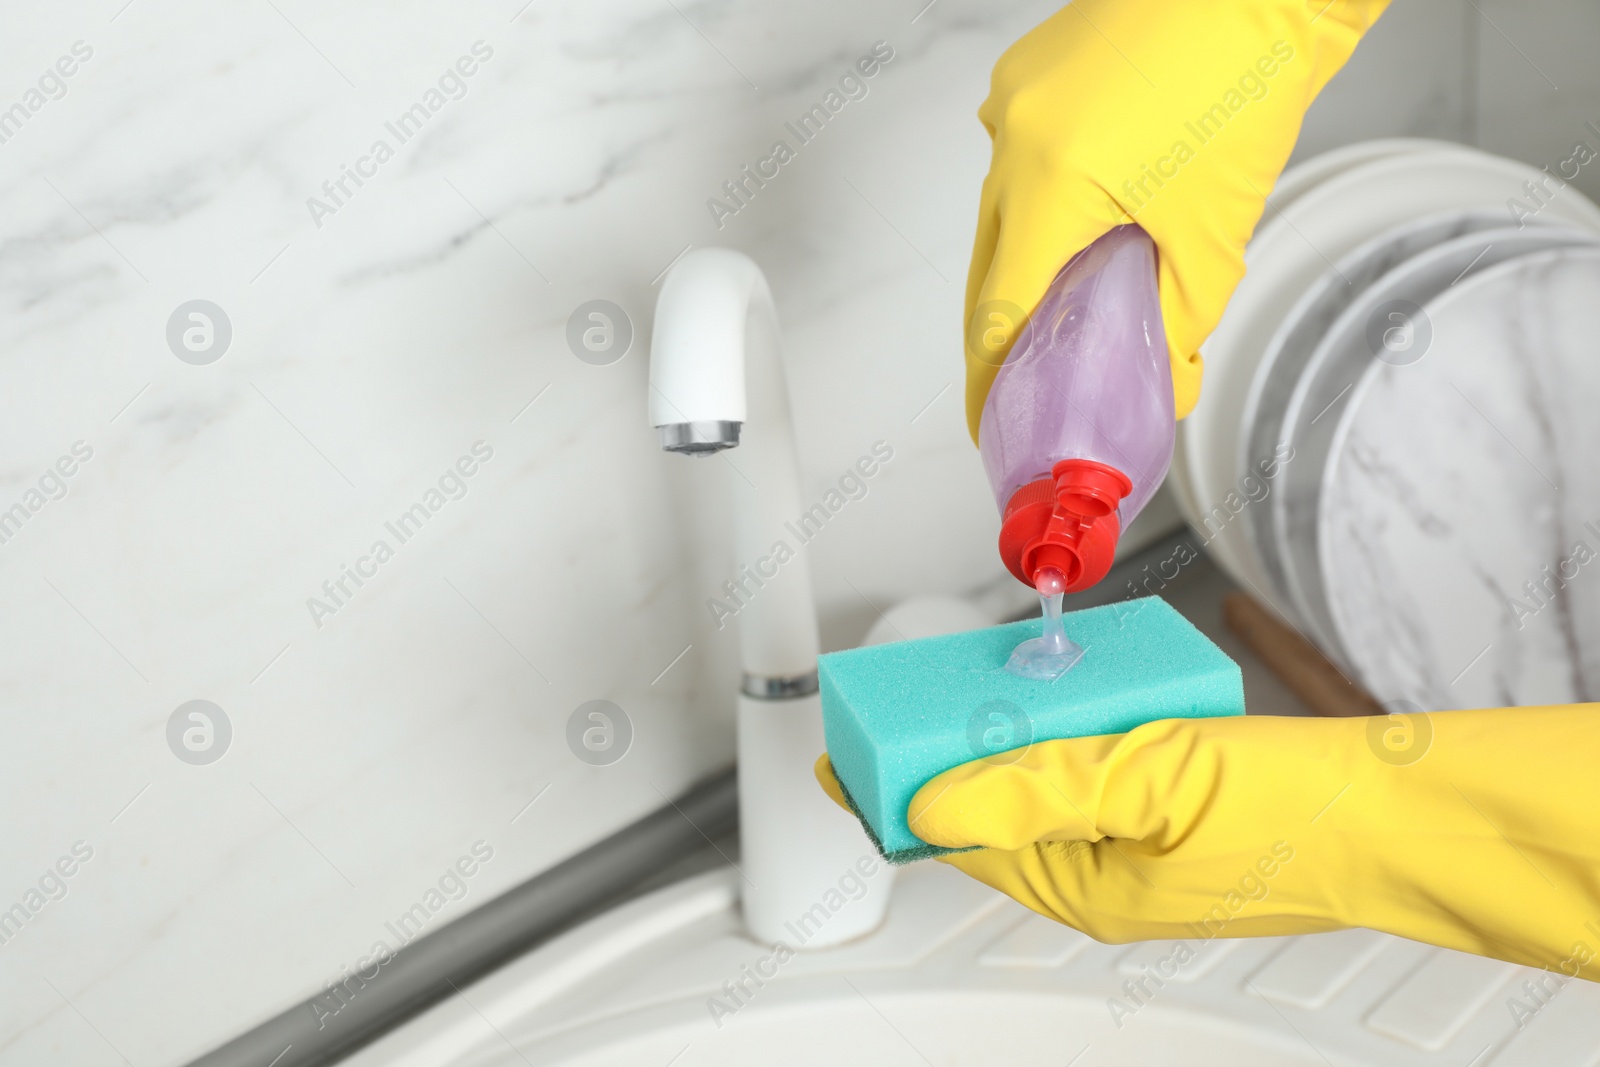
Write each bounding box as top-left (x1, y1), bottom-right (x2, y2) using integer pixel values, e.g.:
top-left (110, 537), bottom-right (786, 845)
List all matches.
top-left (0, 1), bottom-right (1592, 1063)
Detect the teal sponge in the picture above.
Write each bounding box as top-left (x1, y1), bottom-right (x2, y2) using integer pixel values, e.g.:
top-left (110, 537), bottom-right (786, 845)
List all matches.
top-left (820, 596), bottom-right (1244, 864)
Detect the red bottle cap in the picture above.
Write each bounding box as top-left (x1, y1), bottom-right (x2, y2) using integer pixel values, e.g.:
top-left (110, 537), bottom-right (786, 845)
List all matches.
top-left (997, 459), bottom-right (1132, 593)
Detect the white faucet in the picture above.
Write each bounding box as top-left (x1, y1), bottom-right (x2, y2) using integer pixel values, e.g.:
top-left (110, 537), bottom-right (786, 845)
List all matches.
top-left (650, 248), bottom-right (891, 948)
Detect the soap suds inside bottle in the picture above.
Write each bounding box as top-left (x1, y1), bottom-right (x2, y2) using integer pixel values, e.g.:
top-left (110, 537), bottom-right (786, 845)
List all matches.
top-left (1005, 566), bottom-right (1085, 681)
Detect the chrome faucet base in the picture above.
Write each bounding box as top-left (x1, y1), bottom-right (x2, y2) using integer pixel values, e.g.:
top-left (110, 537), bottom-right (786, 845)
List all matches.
top-left (740, 670), bottom-right (819, 700)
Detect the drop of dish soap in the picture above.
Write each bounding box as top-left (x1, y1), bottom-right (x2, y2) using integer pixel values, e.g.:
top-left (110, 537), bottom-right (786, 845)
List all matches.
top-left (1004, 566), bottom-right (1085, 681)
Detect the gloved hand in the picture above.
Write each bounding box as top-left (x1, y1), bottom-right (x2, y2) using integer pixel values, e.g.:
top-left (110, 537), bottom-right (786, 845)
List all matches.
top-left (817, 706), bottom-right (1600, 979)
top-left (963, 0), bottom-right (1391, 439)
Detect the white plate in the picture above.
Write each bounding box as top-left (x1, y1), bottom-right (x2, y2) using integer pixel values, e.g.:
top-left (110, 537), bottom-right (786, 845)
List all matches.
top-left (1164, 138), bottom-right (1434, 549)
top-left (1269, 137), bottom-right (1443, 211)
top-left (1178, 145), bottom-right (1600, 597)
top-left (1319, 247), bottom-right (1600, 708)
top-left (1236, 210), bottom-right (1514, 622)
top-left (1274, 225), bottom-right (1600, 663)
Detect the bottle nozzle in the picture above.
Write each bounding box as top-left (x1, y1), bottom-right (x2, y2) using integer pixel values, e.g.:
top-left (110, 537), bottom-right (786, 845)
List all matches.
top-left (1033, 566), bottom-right (1066, 598)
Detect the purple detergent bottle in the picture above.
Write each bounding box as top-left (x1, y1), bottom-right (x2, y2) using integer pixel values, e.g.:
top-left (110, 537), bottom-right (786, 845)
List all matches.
top-left (979, 225), bottom-right (1175, 608)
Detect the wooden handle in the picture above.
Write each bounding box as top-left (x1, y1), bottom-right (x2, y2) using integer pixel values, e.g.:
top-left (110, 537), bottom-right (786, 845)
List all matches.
top-left (1222, 593), bottom-right (1384, 718)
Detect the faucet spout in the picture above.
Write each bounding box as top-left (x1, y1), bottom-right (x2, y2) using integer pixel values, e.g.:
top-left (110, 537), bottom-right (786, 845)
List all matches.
top-left (649, 249), bottom-right (760, 447)
top-left (650, 248), bottom-right (890, 948)
top-left (650, 248), bottom-right (820, 683)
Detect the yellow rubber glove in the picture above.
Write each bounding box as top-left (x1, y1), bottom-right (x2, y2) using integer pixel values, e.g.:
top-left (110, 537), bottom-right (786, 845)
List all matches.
top-left (964, 0), bottom-right (1391, 439)
top-left (818, 706), bottom-right (1600, 979)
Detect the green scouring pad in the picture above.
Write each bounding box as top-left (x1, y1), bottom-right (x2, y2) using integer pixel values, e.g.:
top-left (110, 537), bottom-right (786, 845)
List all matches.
top-left (820, 596), bottom-right (1244, 864)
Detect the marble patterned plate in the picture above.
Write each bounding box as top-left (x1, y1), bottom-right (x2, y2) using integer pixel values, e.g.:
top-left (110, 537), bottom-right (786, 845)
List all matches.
top-left (1275, 225), bottom-right (1600, 665)
top-left (1319, 247), bottom-right (1600, 709)
top-left (1237, 210), bottom-right (1514, 624)
top-left (1177, 146), bottom-right (1600, 597)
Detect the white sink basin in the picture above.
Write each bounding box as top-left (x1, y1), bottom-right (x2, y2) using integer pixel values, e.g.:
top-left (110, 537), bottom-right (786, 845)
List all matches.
top-left (347, 862), bottom-right (1600, 1066)
top-left (514, 989), bottom-right (1320, 1066)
